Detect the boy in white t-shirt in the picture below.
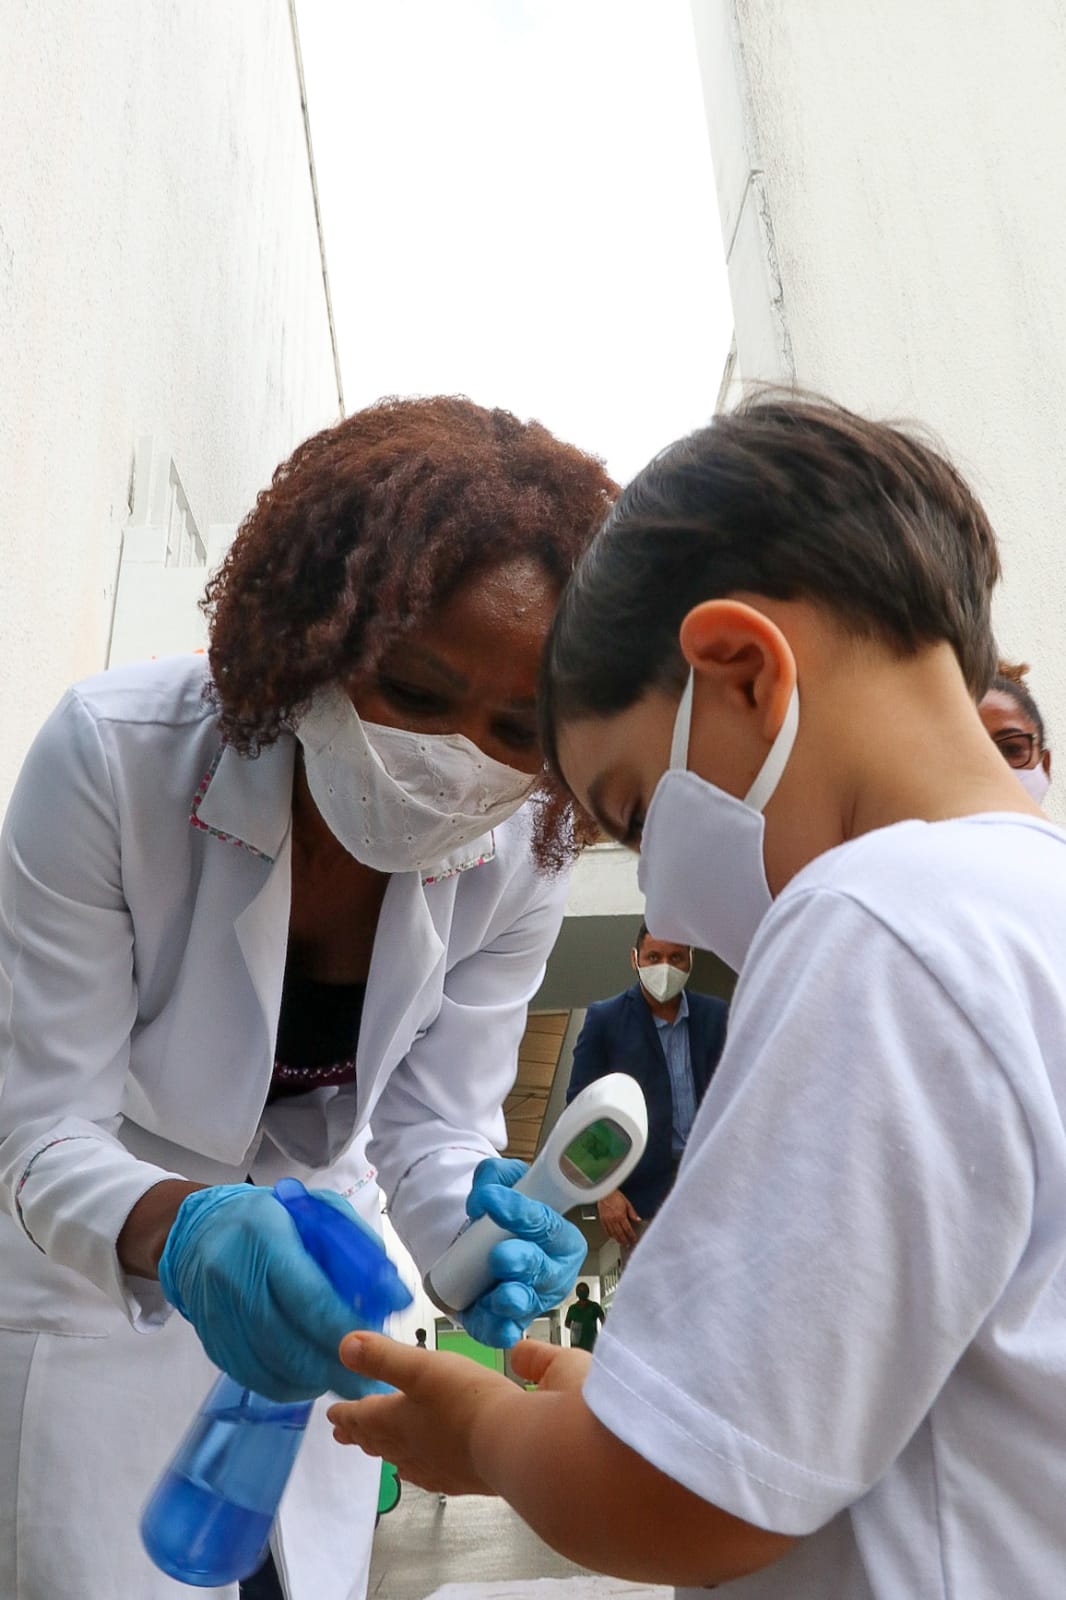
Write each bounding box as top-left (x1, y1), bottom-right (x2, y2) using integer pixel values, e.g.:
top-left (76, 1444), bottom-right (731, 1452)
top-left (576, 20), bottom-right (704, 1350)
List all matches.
top-left (329, 397), bottom-right (1066, 1597)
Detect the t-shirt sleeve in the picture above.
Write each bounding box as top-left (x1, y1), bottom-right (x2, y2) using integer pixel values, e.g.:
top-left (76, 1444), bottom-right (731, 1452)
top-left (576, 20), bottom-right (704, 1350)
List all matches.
top-left (583, 887), bottom-right (1035, 1536)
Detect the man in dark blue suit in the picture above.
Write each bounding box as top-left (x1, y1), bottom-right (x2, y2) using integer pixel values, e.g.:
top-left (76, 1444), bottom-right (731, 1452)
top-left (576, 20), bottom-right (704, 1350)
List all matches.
top-left (566, 924), bottom-right (728, 1254)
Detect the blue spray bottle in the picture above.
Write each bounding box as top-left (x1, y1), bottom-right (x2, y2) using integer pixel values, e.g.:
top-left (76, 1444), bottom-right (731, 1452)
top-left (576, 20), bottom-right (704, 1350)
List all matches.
top-left (141, 1178), bottom-right (411, 1587)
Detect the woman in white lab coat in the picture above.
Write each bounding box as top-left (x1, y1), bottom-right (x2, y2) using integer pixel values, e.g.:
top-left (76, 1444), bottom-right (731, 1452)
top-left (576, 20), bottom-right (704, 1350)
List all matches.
top-left (0, 396), bottom-right (614, 1600)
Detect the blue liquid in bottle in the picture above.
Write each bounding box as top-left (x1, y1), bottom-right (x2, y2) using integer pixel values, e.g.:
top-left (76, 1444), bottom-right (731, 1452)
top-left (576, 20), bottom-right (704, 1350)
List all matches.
top-left (141, 1178), bottom-right (411, 1586)
top-left (140, 1378), bottom-right (312, 1586)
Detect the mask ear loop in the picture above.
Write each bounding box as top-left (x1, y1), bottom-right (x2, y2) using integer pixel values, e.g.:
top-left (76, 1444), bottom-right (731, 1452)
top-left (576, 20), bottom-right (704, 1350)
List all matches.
top-left (670, 673), bottom-right (696, 770)
top-left (744, 687), bottom-right (800, 812)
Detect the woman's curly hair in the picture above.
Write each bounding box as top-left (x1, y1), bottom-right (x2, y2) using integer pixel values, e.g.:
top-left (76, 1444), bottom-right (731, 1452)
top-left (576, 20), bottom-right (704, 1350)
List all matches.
top-left (203, 395), bottom-right (616, 872)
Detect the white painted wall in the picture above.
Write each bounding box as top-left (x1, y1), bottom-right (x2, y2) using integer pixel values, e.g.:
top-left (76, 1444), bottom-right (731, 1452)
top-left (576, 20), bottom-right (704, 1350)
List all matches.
top-left (0, 0), bottom-right (340, 806)
top-left (690, 0), bottom-right (1066, 817)
top-left (564, 843), bottom-right (644, 919)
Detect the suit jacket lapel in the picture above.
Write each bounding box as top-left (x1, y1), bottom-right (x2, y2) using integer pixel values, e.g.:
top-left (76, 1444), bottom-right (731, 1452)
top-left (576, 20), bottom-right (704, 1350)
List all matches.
top-left (688, 999), bottom-right (707, 1095)
top-left (631, 984), bottom-right (668, 1068)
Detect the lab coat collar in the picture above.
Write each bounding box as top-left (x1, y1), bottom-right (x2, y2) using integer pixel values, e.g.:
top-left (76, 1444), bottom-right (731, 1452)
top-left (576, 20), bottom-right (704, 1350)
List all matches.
top-left (420, 832), bottom-right (496, 884)
top-left (190, 737), bottom-right (496, 882)
top-left (190, 739), bottom-right (295, 862)
top-left (181, 731), bottom-right (503, 1165)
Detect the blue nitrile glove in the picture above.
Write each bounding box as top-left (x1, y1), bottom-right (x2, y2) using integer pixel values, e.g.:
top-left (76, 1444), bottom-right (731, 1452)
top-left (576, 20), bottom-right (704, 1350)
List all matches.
top-left (457, 1158), bottom-right (586, 1348)
top-left (158, 1184), bottom-right (404, 1402)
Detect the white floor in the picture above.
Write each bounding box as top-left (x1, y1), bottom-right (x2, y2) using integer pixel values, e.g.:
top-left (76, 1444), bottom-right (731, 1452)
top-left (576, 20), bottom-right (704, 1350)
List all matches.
top-left (368, 1486), bottom-right (669, 1600)
top-left (425, 1582), bottom-right (669, 1599)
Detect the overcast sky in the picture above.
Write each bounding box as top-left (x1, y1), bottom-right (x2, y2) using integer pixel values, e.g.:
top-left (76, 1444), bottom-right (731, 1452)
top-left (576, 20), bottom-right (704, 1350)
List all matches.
top-left (297, 0), bottom-right (732, 487)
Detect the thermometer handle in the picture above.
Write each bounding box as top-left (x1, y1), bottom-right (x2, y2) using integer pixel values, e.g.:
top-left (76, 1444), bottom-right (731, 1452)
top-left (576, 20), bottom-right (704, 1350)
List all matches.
top-left (425, 1213), bottom-right (514, 1315)
top-left (426, 1073), bottom-right (648, 1320)
top-left (426, 1166), bottom-right (571, 1316)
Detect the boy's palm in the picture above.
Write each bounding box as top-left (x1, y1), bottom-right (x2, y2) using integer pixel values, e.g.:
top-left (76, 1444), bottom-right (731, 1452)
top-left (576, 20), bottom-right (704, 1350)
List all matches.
top-left (329, 1333), bottom-right (511, 1495)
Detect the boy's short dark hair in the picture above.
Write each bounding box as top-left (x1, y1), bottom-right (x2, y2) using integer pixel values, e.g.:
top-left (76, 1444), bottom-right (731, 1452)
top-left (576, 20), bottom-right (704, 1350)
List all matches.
top-left (541, 395), bottom-right (1000, 767)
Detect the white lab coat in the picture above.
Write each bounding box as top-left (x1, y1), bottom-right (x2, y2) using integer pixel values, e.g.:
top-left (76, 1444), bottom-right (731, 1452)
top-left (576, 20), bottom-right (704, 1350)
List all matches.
top-left (0, 655), bottom-right (568, 1600)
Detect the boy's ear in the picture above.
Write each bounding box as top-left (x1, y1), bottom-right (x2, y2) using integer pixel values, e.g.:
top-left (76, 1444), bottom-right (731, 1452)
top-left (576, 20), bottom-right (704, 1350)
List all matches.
top-left (678, 600), bottom-right (796, 739)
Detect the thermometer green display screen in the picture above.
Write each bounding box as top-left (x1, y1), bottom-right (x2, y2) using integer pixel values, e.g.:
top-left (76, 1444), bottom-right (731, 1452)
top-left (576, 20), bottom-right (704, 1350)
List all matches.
top-left (559, 1117), bottom-right (632, 1188)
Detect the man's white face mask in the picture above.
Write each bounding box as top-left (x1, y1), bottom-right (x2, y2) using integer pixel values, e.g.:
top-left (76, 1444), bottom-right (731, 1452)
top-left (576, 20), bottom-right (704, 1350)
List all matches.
top-left (296, 685), bottom-right (536, 873)
top-left (637, 671), bottom-right (800, 974)
top-left (636, 960), bottom-right (690, 1003)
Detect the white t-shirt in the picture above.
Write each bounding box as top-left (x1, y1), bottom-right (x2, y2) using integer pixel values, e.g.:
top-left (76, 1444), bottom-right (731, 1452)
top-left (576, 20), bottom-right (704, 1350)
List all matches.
top-left (584, 814), bottom-right (1066, 1599)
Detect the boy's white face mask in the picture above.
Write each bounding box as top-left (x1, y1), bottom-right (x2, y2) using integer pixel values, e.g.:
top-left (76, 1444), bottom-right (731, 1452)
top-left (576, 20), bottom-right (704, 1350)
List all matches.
top-left (637, 671), bottom-right (799, 973)
top-left (296, 685), bottom-right (536, 873)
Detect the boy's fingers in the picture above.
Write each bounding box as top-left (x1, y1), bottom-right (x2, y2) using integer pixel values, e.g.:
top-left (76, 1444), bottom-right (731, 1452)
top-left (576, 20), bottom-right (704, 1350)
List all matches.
top-left (329, 1409), bottom-right (364, 1447)
top-left (509, 1338), bottom-right (555, 1384)
top-left (327, 1394), bottom-right (394, 1451)
top-left (339, 1330), bottom-right (421, 1388)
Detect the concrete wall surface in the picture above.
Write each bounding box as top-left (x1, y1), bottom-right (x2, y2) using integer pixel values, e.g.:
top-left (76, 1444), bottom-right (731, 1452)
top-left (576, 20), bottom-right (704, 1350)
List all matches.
top-left (0, 0), bottom-right (340, 805)
top-left (564, 843), bottom-right (643, 919)
top-left (691, 0), bottom-right (1066, 816)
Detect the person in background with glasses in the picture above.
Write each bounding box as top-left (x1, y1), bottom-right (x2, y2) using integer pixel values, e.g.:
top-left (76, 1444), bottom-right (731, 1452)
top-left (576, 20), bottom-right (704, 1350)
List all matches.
top-left (979, 660), bottom-right (1052, 803)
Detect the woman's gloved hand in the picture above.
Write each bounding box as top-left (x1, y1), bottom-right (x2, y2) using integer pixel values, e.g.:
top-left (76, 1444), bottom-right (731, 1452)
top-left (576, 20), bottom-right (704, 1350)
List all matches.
top-left (158, 1184), bottom-right (394, 1402)
top-left (457, 1158), bottom-right (586, 1348)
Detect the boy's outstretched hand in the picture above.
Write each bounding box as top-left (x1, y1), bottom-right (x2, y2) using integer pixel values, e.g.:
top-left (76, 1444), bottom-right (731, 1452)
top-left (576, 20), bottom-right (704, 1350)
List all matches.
top-left (328, 1333), bottom-right (588, 1496)
top-left (328, 1332), bottom-right (794, 1586)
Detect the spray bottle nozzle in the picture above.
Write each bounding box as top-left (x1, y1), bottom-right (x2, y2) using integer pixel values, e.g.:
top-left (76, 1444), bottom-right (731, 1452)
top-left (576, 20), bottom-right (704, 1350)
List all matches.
top-left (273, 1178), bottom-right (412, 1323)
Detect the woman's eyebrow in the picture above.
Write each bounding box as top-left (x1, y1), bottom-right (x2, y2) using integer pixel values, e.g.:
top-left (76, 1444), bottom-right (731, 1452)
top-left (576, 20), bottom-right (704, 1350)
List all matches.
top-left (390, 649), bottom-right (536, 715)
top-left (401, 646), bottom-right (470, 692)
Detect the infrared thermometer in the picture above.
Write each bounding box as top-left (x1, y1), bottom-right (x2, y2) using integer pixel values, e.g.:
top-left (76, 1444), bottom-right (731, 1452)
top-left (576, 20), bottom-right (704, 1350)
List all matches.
top-left (426, 1072), bottom-right (648, 1316)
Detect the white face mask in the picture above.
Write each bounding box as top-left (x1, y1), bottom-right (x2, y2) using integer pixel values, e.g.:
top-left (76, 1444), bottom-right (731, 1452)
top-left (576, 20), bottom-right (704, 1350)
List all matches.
top-left (295, 685), bottom-right (536, 873)
top-left (636, 960), bottom-right (690, 1003)
top-left (637, 671), bottom-right (800, 973)
top-left (1016, 763), bottom-right (1050, 805)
